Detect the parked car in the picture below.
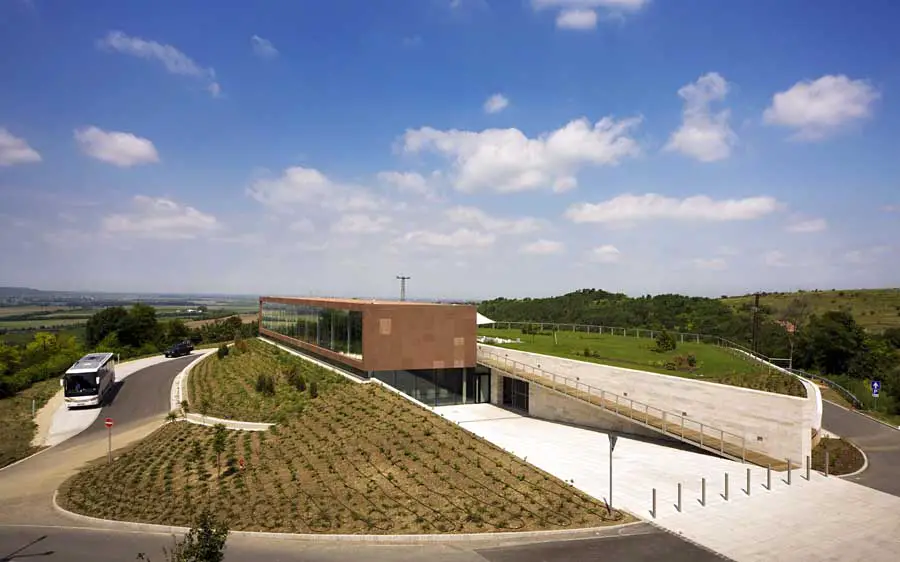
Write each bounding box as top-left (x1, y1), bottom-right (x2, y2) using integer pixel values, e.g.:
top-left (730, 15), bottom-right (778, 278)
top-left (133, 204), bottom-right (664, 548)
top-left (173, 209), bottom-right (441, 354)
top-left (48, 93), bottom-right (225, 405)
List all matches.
top-left (164, 340), bottom-right (194, 358)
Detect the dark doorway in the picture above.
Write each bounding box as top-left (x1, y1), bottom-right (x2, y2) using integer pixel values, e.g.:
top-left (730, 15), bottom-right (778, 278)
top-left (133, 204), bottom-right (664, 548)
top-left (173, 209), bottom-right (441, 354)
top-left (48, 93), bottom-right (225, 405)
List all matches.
top-left (501, 377), bottom-right (529, 413)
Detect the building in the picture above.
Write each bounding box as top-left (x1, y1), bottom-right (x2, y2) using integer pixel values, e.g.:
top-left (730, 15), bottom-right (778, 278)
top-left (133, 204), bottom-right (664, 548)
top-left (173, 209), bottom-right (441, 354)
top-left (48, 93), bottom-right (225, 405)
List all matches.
top-left (258, 296), bottom-right (490, 406)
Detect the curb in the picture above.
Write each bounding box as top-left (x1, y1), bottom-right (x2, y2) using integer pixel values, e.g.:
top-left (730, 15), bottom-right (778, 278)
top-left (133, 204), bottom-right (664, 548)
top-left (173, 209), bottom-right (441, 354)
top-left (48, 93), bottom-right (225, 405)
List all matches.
top-left (51, 489), bottom-right (643, 544)
top-left (823, 399), bottom-right (900, 432)
top-left (836, 440), bottom-right (869, 479)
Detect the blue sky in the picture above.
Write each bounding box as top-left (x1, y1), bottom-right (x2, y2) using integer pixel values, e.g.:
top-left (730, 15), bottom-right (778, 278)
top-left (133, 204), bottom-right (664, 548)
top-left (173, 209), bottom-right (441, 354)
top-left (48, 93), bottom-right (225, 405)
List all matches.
top-left (1, 0), bottom-right (898, 300)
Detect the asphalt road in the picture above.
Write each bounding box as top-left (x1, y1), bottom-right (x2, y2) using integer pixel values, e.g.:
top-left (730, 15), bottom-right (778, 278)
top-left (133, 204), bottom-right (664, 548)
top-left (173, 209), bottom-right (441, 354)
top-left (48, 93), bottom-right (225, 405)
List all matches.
top-left (821, 400), bottom-right (900, 497)
top-left (0, 355), bottom-right (724, 562)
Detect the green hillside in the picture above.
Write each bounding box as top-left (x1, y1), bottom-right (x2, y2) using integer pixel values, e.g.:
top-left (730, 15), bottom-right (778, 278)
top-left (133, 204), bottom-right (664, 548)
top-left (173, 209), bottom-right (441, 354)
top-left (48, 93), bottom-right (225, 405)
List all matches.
top-left (721, 289), bottom-right (900, 332)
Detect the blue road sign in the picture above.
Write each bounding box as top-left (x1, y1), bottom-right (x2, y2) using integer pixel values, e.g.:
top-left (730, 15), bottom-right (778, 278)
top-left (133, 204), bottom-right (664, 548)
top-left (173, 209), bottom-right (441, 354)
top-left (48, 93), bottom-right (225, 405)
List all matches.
top-left (872, 380), bottom-right (881, 397)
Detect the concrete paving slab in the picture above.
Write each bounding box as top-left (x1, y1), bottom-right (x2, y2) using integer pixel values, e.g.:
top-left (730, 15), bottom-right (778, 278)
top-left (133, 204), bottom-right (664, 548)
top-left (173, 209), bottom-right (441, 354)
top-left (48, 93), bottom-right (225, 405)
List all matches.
top-left (435, 403), bottom-right (900, 561)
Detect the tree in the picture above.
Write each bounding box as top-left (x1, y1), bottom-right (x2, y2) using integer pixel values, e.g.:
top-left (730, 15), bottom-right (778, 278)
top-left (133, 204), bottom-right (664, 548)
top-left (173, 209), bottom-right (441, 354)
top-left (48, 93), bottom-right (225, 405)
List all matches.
top-left (654, 330), bottom-right (677, 353)
top-left (117, 303), bottom-right (161, 348)
top-left (212, 424), bottom-right (227, 478)
top-left (795, 311), bottom-right (867, 375)
top-left (167, 319), bottom-right (191, 344)
top-left (86, 306), bottom-right (129, 347)
top-left (137, 506), bottom-right (229, 562)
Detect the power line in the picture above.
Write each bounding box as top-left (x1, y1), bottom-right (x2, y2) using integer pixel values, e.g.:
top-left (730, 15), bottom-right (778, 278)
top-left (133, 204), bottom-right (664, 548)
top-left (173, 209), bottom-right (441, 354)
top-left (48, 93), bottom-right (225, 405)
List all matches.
top-left (396, 275), bottom-right (410, 302)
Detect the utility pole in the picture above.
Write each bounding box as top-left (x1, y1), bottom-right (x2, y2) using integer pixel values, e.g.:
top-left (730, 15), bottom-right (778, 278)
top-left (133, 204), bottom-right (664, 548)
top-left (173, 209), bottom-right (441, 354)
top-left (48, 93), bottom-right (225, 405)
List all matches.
top-left (396, 275), bottom-right (411, 302)
top-left (751, 292), bottom-right (760, 354)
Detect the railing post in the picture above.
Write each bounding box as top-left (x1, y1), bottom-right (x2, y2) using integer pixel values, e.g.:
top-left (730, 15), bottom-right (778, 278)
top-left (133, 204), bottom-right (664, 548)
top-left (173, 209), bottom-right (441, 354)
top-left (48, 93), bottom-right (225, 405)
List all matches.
top-left (724, 473), bottom-right (729, 501)
top-left (720, 429), bottom-right (725, 454)
top-left (700, 423), bottom-right (704, 448)
top-left (701, 477), bottom-right (706, 506)
top-left (742, 437), bottom-right (746, 463)
top-left (645, 403), bottom-right (649, 424)
top-left (677, 483), bottom-right (682, 512)
top-left (680, 416), bottom-right (685, 439)
top-left (662, 411), bottom-right (667, 433)
top-left (746, 468), bottom-right (751, 495)
top-left (600, 390), bottom-right (605, 408)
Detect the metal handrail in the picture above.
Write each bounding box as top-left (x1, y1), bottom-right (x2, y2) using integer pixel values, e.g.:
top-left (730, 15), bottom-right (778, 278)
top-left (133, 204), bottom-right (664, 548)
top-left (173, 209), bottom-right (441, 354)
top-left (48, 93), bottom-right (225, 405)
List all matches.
top-left (787, 368), bottom-right (863, 409)
top-left (477, 345), bottom-right (748, 462)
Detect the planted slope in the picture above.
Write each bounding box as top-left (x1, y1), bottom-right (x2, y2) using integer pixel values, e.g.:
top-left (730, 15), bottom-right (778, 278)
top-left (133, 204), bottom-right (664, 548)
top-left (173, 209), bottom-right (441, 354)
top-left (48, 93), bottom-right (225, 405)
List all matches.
top-left (478, 327), bottom-right (805, 396)
top-left (59, 383), bottom-right (628, 534)
top-left (187, 339), bottom-right (346, 423)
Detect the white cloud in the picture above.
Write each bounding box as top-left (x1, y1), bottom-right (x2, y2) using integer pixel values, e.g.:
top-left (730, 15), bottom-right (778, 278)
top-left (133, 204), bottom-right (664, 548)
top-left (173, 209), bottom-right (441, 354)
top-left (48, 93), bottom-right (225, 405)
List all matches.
top-left (692, 258), bottom-right (728, 271)
top-left (331, 214), bottom-right (391, 234)
top-left (533, 0), bottom-right (649, 21)
top-left (74, 126), bottom-right (160, 167)
top-left (556, 9), bottom-right (598, 29)
top-left (763, 75), bottom-right (879, 141)
top-left (566, 193), bottom-right (781, 225)
top-left (98, 31), bottom-right (221, 97)
top-left (102, 196), bottom-right (219, 240)
top-left (844, 245), bottom-right (891, 265)
top-left (786, 218), bottom-right (827, 233)
top-left (445, 206), bottom-right (542, 234)
top-left (288, 218), bottom-right (315, 233)
top-left (0, 127), bottom-right (41, 166)
top-left (763, 250), bottom-right (789, 267)
top-left (520, 239), bottom-right (565, 255)
top-left (377, 170), bottom-right (438, 198)
top-left (665, 72), bottom-right (737, 162)
top-left (483, 93), bottom-right (510, 114)
top-left (401, 228), bottom-right (495, 250)
top-left (251, 35), bottom-right (279, 58)
top-left (246, 166), bottom-right (335, 206)
top-left (401, 116), bottom-right (641, 193)
top-left (588, 244), bottom-right (621, 263)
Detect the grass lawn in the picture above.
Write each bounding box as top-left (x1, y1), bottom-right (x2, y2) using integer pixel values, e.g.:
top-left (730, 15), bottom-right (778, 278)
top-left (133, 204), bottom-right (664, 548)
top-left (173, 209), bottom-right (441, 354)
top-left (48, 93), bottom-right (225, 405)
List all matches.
top-left (478, 327), bottom-right (805, 397)
top-left (811, 438), bottom-right (865, 475)
top-left (59, 382), bottom-right (629, 534)
top-left (721, 288), bottom-right (900, 332)
top-left (0, 377), bottom-right (61, 469)
top-left (187, 339), bottom-right (346, 423)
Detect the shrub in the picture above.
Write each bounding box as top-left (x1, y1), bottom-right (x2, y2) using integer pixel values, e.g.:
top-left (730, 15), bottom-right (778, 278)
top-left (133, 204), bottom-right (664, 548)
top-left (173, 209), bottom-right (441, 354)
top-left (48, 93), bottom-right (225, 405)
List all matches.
top-left (255, 373), bottom-right (275, 396)
top-left (284, 365), bottom-right (307, 392)
top-left (216, 345), bottom-right (229, 359)
top-left (583, 347), bottom-right (591, 357)
top-left (654, 330), bottom-right (677, 353)
top-left (309, 380), bottom-right (318, 399)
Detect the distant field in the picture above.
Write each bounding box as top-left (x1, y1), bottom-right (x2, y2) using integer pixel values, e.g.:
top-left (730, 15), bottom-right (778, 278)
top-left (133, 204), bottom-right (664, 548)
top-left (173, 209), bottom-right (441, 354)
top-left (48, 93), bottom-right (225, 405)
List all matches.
top-left (478, 327), bottom-right (805, 396)
top-left (184, 313), bottom-right (257, 328)
top-left (0, 318), bottom-right (88, 329)
top-left (721, 288), bottom-right (900, 331)
top-left (0, 306), bottom-right (74, 318)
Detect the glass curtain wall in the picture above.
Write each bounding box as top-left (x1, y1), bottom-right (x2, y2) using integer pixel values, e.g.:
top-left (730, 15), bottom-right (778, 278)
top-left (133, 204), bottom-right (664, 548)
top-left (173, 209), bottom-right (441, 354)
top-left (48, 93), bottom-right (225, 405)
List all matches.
top-left (372, 368), bottom-right (476, 407)
top-left (260, 300), bottom-right (363, 361)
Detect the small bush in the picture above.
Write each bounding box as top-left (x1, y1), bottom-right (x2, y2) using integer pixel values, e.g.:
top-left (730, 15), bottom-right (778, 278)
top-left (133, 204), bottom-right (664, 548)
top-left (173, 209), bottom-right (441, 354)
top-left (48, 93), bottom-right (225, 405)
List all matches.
top-left (654, 330), bottom-right (677, 353)
top-left (216, 345), bottom-right (229, 359)
top-left (309, 381), bottom-right (318, 399)
top-left (583, 347), bottom-right (592, 357)
top-left (284, 366), bottom-right (307, 392)
top-left (255, 373), bottom-right (275, 396)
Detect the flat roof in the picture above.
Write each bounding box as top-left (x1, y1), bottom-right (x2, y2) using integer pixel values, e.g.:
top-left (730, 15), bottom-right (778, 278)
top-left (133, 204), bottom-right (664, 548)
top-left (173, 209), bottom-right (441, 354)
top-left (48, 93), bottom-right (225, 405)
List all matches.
top-left (260, 296), bottom-right (456, 307)
top-left (66, 352), bottom-right (114, 373)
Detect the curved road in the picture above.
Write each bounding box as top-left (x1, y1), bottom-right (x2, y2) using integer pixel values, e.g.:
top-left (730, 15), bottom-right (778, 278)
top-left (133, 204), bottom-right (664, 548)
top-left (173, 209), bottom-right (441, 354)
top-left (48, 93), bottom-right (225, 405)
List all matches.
top-left (0, 356), bottom-right (722, 562)
top-left (822, 400), bottom-right (900, 497)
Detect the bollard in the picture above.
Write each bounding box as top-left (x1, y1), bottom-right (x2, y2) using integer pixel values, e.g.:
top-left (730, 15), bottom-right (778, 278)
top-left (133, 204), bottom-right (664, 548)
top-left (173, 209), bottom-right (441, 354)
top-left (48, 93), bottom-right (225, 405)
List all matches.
top-left (806, 455), bottom-right (811, 480)
top-left (724, 473), bottom-right (729, 501)
top-left (825, 450), bottom-right (829, 477)
top-left (652, 488), bottom-right (657, 518)
top-left (701, 477), bottom-right (706, 506)
top-left (746, 468), bottom-right (751, 495)
top-left (677, 483), bottom-right (682, 512)
top-left (766, 465), bottom-right (771, 490)
top-left (786, 458), bottom-right (792, 485)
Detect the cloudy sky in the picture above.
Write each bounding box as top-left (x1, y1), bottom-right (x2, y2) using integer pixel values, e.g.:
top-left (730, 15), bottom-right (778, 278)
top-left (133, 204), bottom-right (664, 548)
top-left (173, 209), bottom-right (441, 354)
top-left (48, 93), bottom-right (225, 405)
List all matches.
top-left (1, 0), bottom-right (898, 301)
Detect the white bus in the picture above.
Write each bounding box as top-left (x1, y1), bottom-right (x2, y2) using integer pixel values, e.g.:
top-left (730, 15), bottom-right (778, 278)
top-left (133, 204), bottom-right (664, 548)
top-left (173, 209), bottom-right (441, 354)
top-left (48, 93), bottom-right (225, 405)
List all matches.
top-left (61, 352), bottom-right (116, 409)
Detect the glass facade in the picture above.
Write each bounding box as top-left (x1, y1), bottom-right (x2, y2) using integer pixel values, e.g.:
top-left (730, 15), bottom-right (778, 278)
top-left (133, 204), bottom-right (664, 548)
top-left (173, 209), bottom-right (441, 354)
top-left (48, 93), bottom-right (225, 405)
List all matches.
top-left (372, 369), bottom-right (489, 407)
top-left (260, 300), bottom-right (363, 362)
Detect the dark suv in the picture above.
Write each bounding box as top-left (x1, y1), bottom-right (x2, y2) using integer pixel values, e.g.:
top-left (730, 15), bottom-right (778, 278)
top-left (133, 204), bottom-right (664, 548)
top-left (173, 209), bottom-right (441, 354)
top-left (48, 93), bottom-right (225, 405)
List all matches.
top-left (164, 340), bottom-right (194, 358)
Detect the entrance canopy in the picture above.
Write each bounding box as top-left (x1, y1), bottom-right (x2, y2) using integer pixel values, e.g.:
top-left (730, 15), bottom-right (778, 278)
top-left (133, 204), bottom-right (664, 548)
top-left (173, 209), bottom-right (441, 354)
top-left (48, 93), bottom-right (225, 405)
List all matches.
top-left (476, 312), bottom-right (494, 325)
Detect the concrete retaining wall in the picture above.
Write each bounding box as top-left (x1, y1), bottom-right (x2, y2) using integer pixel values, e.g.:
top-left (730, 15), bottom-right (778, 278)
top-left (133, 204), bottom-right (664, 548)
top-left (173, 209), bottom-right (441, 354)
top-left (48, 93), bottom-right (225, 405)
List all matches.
top-left (481, 344), bottom-right (815, 464)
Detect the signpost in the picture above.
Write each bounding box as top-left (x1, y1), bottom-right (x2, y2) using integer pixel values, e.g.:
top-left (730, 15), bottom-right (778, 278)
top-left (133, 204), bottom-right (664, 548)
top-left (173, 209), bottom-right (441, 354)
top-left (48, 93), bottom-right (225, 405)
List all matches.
top-left (105, 417), bottom-right (114, 464)
top-left (872, 380), bottom-right (881, 410)
top-left (609, 434), bottom-right (618, 514)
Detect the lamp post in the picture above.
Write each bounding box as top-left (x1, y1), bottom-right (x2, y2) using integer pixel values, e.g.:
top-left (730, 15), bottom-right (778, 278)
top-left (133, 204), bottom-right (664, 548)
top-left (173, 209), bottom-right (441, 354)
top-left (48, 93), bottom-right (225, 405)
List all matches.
top-left (396, 275), bottom-right (410, 302)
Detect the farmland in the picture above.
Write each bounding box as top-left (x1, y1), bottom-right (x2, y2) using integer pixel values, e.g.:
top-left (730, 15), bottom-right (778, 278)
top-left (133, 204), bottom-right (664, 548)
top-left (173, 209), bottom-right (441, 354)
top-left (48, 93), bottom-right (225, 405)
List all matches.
top-left (60, 377), bottom-right (628, 534)
top-left (187, 339), bottom-right (346, 423)
top-left (478, 327), bottom-right (805, 396)
top-left (721, 288), bottom-right (900, 332)
top-left (185, 313), bottom-right (257, 329)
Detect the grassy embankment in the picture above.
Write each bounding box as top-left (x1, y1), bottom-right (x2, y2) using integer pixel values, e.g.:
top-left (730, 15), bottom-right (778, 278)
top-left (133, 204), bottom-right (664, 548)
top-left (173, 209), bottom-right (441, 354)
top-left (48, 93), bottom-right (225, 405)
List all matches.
top-left (0, 377), bottom-right (63, 469)
top-left (811, 438), bottom-right (865, 475)
top-left (721, 288), bottom-right (900, 332)
top-left (478, 327), bottom-right (805, 397)
top-left (59, 339), bottom-right (631, 534)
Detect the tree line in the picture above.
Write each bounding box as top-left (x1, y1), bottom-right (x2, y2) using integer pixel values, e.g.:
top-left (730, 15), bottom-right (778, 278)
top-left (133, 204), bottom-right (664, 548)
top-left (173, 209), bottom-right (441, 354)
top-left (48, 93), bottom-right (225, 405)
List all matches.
top-left (479, 289), bottom-right (900, 414)
top-left (0, 304), bottom-right (258, 399)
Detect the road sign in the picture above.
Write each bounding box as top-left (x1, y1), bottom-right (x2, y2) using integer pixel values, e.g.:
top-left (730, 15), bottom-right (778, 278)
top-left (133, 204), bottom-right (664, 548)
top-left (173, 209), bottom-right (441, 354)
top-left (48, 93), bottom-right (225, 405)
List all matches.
top-left (105, 417), bottom-right (114, 428)
top-left (609, 434), bottom-right (618, 452)
top-left (872, 381), bottom-right (881, 398)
